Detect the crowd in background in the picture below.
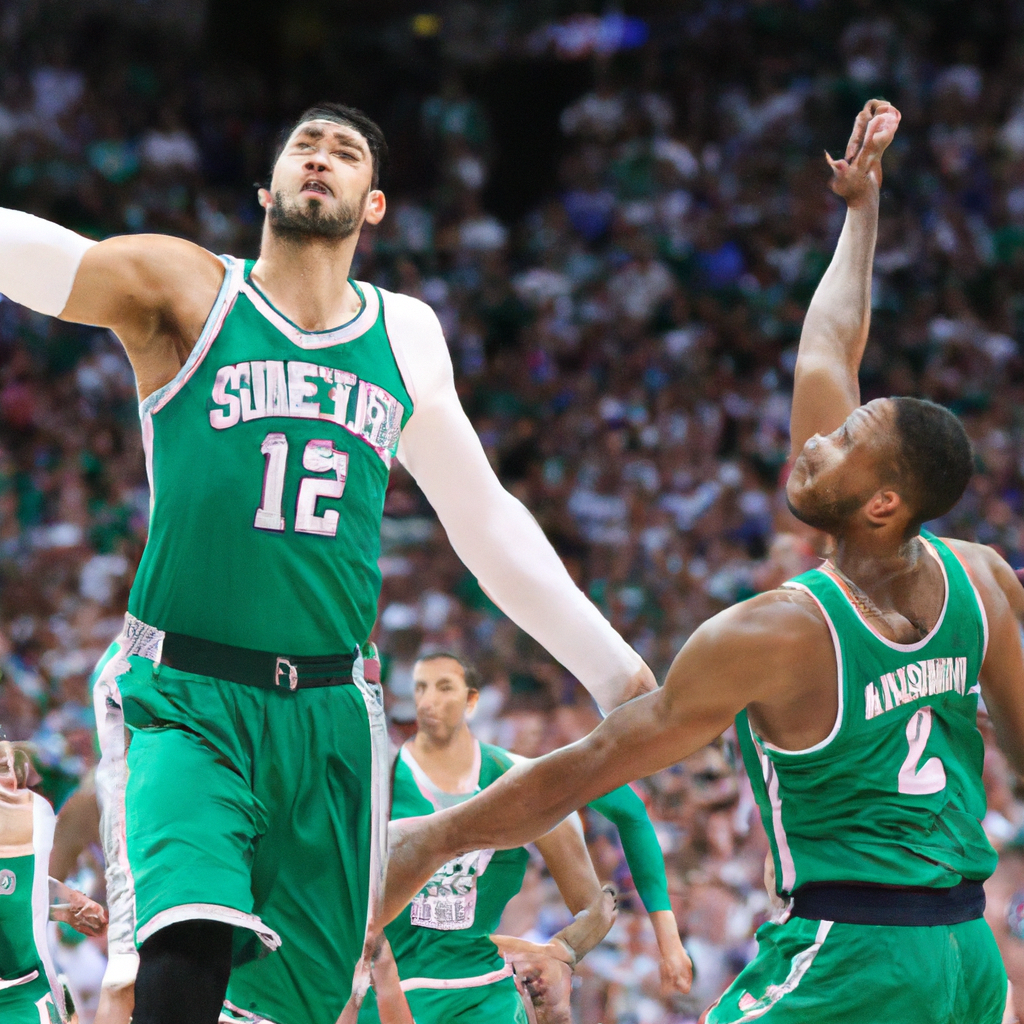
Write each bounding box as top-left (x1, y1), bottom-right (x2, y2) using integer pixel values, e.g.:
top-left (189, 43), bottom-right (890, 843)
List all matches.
top-left (4, 2), bottom-right (1024, 1021)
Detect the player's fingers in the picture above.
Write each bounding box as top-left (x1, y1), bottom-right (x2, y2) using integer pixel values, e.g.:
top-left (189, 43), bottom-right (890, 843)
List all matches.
top-left (845, 109), bottom-right (871, 160)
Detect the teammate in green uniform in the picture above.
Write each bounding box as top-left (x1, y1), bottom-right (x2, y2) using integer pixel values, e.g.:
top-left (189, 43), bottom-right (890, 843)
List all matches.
top-left (0, 737), bottom-right (106, 1023)
top-left (359, 652), bottom-right (618, 1024)
top-left (383, 99), bottom-right (1024, 1024)
top-left (0, 102), bottom-right (655, 1024)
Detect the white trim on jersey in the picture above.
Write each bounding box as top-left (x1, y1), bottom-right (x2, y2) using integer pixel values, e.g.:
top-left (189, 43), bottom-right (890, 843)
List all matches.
top-left (817, 538), bottom-right (950, 654)
top-left (347, 649), bottom-right (391, 1008)
top-left (137, 903), bottom-right (281, 949)
top-left (765, 582), bottom-right (845, 756)
top-left (717, 920), bottom-right (833, 1023)
top-left (400, 962), bottom-right (514, 992)
top-left (750, 732), bottom-right (797, 893)
top-left (240, 275), bottom-right (380, 350)
top-left (31, 793), bottom-right (65, 1020)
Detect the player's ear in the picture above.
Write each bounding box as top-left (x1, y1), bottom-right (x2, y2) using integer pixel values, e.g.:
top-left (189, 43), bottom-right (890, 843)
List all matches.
top-left (364, 190), bottom-right (386, 226)
top-left (864, 488), bottom-right (902, 527)
top-left (257, 188), bottom-right (273, 210)
top-left (465, 688), bottom-right (480, 717)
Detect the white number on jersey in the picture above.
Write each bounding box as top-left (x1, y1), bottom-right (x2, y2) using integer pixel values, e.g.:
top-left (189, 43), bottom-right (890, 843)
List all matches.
top-left (897, 706), bottom-right (947, 795)
top-left (254, 432), bottom-right (348, 537)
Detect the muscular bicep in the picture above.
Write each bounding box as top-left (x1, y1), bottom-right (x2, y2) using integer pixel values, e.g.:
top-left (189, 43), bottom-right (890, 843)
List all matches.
top-left (60, 234), bottom-right (223, 356)
top-left (534, 818), bottom-right (601, 915)
top-left (971, 547), bottom-right (1024, 774)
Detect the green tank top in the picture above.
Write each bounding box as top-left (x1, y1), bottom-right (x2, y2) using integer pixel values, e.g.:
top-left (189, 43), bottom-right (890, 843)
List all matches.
top-left (129, 259), bottom-right (413, 655)
top-left (0, 795), bottom-right (58, 1000)
top-left (383, 742), bottom-right (530, 981)
top-left (737, 533), bottom-right (996, 895)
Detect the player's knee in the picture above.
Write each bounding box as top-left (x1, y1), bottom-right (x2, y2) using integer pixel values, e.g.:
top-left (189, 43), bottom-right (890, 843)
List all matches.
top-left (132, 920), bottom-right (232, 1024)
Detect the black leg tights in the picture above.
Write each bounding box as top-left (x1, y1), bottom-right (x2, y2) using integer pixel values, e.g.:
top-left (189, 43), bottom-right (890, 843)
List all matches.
top-left (132, 920), bottom-right (233, 1024)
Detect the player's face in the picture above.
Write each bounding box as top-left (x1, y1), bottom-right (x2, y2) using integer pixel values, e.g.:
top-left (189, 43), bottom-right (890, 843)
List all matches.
top-left (412, 659), bottom-right (478, 745)
top-left (262, 120), bottom-right (385, 241)
top-left (786, 398), bottom-right (897, 533)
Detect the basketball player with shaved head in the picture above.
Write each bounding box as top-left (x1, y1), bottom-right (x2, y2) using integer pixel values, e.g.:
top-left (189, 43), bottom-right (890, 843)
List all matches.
top-left (0, 103), bottom-right (655, 1024)
top-left (383, 99), bottom-right (1024, 1024)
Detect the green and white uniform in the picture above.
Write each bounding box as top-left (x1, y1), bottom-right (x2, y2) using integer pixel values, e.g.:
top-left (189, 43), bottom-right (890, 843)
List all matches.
top-left (708, 533), bottom-right (1006, 1024)
top-left (0, 794), bottom-right (67, 1024)
top-left (94, 257), bottom-right (416, 1024)
top-left (360, 742), bottom-right (530, 1024)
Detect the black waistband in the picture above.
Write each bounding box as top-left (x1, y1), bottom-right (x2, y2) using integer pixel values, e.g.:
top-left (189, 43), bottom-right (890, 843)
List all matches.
top-left (791, 880), bottom-right (986, 927)
top-left (161, 631), bottom-right (356, 691)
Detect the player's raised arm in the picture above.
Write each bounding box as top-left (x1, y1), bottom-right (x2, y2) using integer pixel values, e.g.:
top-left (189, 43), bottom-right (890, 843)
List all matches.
top-left (382, 591), bottom-right (814, 924)
top-left (789, 100), bottom-right (900, 457)
top-left (386, 292), bottom-right (655, 712)
top-left (0, 207), bottom-right (224, 398)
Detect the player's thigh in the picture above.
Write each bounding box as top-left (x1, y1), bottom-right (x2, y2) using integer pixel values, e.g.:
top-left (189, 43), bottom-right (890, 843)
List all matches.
top-left (225, 683), bottom-right (385, 1024)
top-left (125, 721), bottom-right (265, 939)
top-left (705, 918), bottom-right (961, 1024)
top-left (954, 918), bottom-right (1007, 1024)
top-left (406, 979), bottom-right (529, 1024)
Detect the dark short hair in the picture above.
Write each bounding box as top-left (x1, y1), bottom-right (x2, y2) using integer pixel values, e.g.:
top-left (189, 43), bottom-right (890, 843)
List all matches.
top-left (415, 651), bottom-right (480, 692)
top-left (273, 102), bottom-right (388, 189)
top-left (890, 397), bottom-right (973, 527)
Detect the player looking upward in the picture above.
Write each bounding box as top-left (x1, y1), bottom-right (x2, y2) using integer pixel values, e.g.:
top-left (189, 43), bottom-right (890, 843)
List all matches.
top-left (0, 737), bottom-right (106, 1024)
top-left (383, 99), bottom-right (1024, 1024)
top-left (0, 101), bottom-right (655, 1024)
top-left (358, 652), bottom-right (618, 1024)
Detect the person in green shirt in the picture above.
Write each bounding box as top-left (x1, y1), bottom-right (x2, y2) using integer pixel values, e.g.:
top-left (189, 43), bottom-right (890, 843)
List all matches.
top-left (360, 652), bottom-right (617, 1023)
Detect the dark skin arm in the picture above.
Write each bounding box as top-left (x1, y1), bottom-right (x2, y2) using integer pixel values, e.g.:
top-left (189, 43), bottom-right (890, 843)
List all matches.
top-left (949, 540), bottom-right (1024, 775)
top-left (382, 593), bottom-right (824, 925)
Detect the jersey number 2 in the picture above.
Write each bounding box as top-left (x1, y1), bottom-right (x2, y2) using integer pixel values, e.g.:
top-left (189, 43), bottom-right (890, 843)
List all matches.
top-left (254, 432), bottom-right (349, 537)
top-left (897, 706), bottom-right (947, 795)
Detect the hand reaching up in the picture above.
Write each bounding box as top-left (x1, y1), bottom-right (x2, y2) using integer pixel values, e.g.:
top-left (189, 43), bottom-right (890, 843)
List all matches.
top-left (826, 99), bottom-right (901, 206)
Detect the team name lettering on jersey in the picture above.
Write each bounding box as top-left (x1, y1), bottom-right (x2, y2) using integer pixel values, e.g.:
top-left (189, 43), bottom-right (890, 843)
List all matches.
top-left (207, 360), bottom-right (405, 463)
top-left (864, 656), bottom-right (968, 720)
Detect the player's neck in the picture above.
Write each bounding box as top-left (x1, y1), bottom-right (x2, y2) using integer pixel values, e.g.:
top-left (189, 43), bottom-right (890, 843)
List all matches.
top-left (249, 229), bottom-right (363, 332)
top-left (408, 724), bottom-right (478, 794)
top-left (830, 531), bottom-right (928, 603)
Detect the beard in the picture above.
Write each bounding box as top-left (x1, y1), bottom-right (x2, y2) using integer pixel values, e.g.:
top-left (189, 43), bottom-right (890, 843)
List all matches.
top-left (267, 187), bottom-right (367, 242)
top-left (786, 489), bottom-right (863, 534)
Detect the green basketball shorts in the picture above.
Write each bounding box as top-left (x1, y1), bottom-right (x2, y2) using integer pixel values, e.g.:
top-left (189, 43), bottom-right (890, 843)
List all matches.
top-left (0, 973), bottom-right (62, 1024)
top-left (358, 976), bottom-right (529, 1024)
top-left (703, 914), bottom-right (1006, 1024)
top-left (94, 615), bottom-right (390, 1024)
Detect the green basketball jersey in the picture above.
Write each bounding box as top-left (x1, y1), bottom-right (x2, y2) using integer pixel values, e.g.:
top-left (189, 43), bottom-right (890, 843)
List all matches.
top-left (129, 259), bottom-right (414, 655)
top-left (0, 795), bottom-right (61, 1008)
top-left (384, 742), bottom-right (530, 981)
top-left (737, 533), bottom-right (996, 895)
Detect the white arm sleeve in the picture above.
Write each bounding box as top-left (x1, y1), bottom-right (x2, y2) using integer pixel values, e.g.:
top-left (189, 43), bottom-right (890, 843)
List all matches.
top-left (381, 288), bottom-right (644, 712)
top-left (0, 208), bottom-right (96, 316)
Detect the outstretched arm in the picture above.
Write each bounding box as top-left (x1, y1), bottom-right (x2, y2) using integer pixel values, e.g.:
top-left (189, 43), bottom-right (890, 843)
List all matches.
top-left (789, 100), bottom-right (900, 457)
top-left (382, 593), bottom-right (809, 925)
top-left (387, 292), bottom-right (654, 711)
top-left (0, 208), bottom-right (223, 399)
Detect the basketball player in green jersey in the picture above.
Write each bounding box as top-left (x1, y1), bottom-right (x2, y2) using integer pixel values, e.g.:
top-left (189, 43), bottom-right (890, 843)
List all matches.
top-left (0, 103), bottom-right (655, 1024)
top-left (358, 652), bottom-right (619, 1024)
top-left (0, 738), bottom-right (107, 1023)
top-left (384, 99), bottom-right (1024, 1023)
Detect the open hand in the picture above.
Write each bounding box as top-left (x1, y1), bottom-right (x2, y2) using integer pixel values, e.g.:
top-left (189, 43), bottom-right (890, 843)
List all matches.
top-left (827, 99), bottom-right (901, 206)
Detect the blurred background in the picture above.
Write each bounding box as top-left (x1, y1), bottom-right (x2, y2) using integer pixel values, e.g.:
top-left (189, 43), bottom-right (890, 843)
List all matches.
top-left (4, 0), bottom-right (1024, 1020)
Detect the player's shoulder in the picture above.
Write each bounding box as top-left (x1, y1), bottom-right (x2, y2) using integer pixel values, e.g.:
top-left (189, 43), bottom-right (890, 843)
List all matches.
top-left (940, 536), bottom-right (1023, 612)
top-left (702, 586), bottom-right (829, 644)
top-left (374, 285), bottom-right (443, 333)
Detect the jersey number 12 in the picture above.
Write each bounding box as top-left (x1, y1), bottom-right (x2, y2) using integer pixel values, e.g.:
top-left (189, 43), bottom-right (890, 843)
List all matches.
top-left (254, 432), bottom-right (349, 537)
